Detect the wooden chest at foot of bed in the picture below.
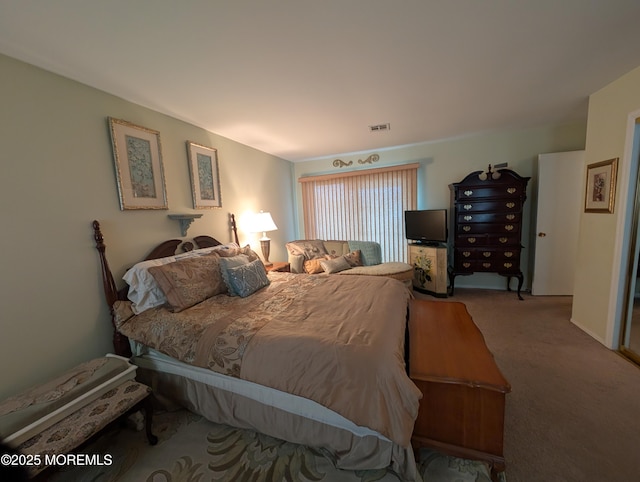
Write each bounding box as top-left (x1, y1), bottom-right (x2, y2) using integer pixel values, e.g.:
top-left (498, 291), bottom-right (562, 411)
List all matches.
top-left (408, 299), bottom-right (510, 479)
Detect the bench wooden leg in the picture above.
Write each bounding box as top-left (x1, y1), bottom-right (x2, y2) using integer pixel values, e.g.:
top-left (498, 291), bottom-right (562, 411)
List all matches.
top-left (125, 396), bottom-right (157, 445)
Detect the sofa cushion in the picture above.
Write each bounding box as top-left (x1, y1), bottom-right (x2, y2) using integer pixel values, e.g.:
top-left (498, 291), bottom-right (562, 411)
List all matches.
top-left (338, 262), bottom-right (413, 282)
top-left (347, 241), bottom-right (382, 266)
top-left (323, 240), bottom-right (350, 257)
top-left (286, 240), bottom-right (328, 260)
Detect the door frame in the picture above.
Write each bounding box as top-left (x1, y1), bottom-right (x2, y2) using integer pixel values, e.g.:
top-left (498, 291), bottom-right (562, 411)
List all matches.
top-left (609, 111), bottom-right (640, 352)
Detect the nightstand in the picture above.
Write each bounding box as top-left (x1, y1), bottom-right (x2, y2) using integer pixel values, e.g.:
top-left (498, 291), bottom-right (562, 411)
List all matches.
top-left (265, 261), bottom-right (290, 272)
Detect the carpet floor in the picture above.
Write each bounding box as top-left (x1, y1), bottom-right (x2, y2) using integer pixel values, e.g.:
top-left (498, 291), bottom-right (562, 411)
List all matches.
top-left (43, 409), bottom-right (496, 482)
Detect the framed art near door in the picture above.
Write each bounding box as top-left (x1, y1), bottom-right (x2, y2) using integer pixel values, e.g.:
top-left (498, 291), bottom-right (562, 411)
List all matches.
top-left (585, 158), bottom-right (618, 213)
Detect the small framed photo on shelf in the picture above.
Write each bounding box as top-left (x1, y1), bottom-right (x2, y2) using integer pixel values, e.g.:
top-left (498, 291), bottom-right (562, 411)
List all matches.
top-left (584, 157), bottom-right (618, 213)
top-left (186, 141), bottom-right (222, 209)
top-left (108, 117), bottom-right (168, 210)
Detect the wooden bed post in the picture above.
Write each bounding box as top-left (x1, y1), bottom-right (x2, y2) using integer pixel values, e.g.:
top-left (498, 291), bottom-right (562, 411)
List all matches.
top-left (230, 213), bottom-right (239, 245)
top-left (93, 220), bottom-right (132, 357)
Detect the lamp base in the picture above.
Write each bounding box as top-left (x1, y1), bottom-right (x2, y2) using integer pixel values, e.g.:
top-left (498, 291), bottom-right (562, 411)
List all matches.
top-left (260, 238), bottom-right (272, 266)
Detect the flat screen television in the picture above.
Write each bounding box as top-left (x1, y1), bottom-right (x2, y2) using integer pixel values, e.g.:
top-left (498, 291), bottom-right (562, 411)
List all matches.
top-left (404, 209), bottom-right (448, 245)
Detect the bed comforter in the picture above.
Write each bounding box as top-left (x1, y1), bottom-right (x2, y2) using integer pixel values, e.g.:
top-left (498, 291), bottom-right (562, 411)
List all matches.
top-left (115, 272), bottom-right (421, 447)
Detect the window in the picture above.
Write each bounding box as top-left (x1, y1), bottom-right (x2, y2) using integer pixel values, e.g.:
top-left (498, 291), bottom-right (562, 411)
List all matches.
top-left (300, 163), bottom-right (418, 262)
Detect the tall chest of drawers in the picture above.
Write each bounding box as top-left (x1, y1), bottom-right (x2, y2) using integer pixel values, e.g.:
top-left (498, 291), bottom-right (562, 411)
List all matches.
top-left (449, 167), bottom-right (530, 299)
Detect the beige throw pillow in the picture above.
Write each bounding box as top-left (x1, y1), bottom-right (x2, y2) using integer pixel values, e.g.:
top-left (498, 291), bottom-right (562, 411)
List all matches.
top-left (148, 253), bottom-right (226, 312)
top-left (320, 256), bottom-right (352, 274)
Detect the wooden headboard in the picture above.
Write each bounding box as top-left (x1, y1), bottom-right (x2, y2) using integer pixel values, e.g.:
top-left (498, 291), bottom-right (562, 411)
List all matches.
top-left (93, 213), bottom-right (239, 356)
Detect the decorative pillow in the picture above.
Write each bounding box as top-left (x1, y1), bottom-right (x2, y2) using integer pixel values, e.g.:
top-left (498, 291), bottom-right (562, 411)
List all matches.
top-left (148, 254), bottom-right (226, 312)
top-left (347, 241), bottom-right (382, 266)
top-left (343, 250), bottom-right (362, 267)
top-left (320, 256), bottom-right (352, 274)
top-left (304, 257), bottom-right (327, 274)
top-left (123, 255), bottom-right (178, 314)
top-left (216, 244), bottom-right (260, 263)
top-left (123, 243), bottom-right (241, 314)
top-left (226, 259), bottom-right (270, 297)
top-left (285, 240), bottom-right (328, 260)
top-left (218, 254), bottom-right (250, 292)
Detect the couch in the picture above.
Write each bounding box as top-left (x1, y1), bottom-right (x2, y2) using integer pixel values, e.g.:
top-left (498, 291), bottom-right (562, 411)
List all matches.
top-left (285, 239), bottom-right (414, 287)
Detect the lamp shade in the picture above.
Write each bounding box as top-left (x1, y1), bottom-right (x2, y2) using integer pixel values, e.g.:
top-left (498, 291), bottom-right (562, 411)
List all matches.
top-left (251, 212), bottom-right (277, 234)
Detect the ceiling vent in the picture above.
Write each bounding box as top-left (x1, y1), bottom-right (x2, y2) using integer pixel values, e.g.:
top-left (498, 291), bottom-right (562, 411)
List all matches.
top-left (369, 123), bottom-right (390, 132)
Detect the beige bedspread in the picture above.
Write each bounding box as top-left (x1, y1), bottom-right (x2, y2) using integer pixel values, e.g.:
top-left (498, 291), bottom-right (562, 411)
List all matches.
top-left (117, 273), bottom-right (421, 447)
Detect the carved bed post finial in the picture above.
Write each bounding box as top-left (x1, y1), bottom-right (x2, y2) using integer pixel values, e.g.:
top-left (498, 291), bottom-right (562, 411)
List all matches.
top-left (93, 220), bottom-right (132, 357)
top-left (230, 213), bottom-right (239, 245)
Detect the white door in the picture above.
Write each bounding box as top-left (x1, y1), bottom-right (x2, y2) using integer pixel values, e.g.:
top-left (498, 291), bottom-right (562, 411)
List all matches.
top-left (531, 150), bottom-right (585, 295)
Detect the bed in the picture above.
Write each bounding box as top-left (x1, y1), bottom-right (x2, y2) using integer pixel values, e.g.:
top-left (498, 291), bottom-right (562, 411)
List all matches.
top-left (93, 215), bottom-right (422, 481)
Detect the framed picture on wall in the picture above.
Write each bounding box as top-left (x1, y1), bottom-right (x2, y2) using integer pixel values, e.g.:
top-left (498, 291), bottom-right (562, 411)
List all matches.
top-left (186, 141), bottom-right (222, 209)
top-left (584, 157), bottom-right (618, 213)
top-left (108, 117), bottom-right (168, 210)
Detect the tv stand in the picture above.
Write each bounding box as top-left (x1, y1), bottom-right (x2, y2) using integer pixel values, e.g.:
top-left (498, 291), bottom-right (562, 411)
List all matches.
top-left (408, 244), bottom-right (447, 297)
top-left (415, 241), bottom-right (442, 247)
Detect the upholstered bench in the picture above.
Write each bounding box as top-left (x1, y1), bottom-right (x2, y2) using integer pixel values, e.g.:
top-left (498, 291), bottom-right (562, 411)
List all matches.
top-left (286, 239), bottom-right (414, 287)
top-left (0, 355), bottom-right (156, 477)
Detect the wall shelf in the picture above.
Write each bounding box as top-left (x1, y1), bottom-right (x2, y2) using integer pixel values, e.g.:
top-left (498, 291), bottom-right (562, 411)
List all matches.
top-left (168, 214), bottom-right (203, 236)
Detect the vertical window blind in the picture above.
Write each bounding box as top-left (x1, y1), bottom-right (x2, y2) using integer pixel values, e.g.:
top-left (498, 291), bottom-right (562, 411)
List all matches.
top-left (299, 163), bottom-right (418, 262)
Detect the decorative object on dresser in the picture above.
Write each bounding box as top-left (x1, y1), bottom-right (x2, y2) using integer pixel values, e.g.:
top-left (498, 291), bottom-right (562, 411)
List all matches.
top-left (250, 211), bottom-right (278, 266)
top-left (408, 244), bottom-right (448, 297)
top-left (408, 299), bottom-right (510, 481)
top-left (449, 165), bottom-right (530, 300)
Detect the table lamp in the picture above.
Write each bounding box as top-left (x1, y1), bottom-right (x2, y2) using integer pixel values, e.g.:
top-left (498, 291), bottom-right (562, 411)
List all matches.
top-left (251, 211), bottom-right (277, 266)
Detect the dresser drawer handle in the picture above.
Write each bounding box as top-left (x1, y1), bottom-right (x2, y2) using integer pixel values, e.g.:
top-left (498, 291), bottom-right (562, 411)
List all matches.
top-left (504, 262), bottom-right (513, 268)
top-left (462, 251), bottom-right (471, 257)
top-left (467, 237), bottom-right (476, 244)
top-left (499, 237), bottom-right (508, 243)
top-left (464, 215), bottom-right (472, 221)
top-left (463, 204), bottom-right (472, 210)
top-left (483, 251), bottom-right (491, 257)
top-left (464, 190), bottom-right (473, 196)
top-left (505, 224), bottom-right (514, 231)
top-left (506, 202), bottom-right (515, 209)
top-left (482, 262), bottom-right (491, 268)
top-left (504, 251), bottom-right (513, 257)
top-left (507, 187), bottom-right (517, 194)
top-left (463, 262), bottom-right (471, 268)
top-left (506, 214), bottom-right (515, 220)
top-left (463, 225), bottom-right (471, 232)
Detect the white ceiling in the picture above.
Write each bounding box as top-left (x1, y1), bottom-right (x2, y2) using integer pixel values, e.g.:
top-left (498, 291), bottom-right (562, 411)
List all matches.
top-left (2, 1), bottom-right (640, 162)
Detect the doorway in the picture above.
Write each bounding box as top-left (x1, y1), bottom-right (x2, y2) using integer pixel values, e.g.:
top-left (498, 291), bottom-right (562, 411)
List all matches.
top-left (619, 118), bottom-right (640, 364)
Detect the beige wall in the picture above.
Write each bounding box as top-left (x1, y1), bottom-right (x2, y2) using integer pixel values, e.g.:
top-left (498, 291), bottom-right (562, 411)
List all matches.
top-left (293, 122), bottom-right (587, 290)
top-left (0, 54), bottom-right (294, 400)
top-left (572, 65), bottom-right (640, 347)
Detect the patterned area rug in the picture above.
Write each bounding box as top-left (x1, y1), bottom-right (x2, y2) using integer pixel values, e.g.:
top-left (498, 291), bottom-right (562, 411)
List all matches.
top-left (46, 410), bottom-right (499, 482)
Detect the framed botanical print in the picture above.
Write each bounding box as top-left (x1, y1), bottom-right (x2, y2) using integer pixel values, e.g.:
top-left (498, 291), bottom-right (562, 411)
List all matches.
top-left (108, 117), bottom-right (168, 210)
top-left (186, 141), bottom-right (222, 209)
top-left (584, 158), bottom-right (618, 213)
